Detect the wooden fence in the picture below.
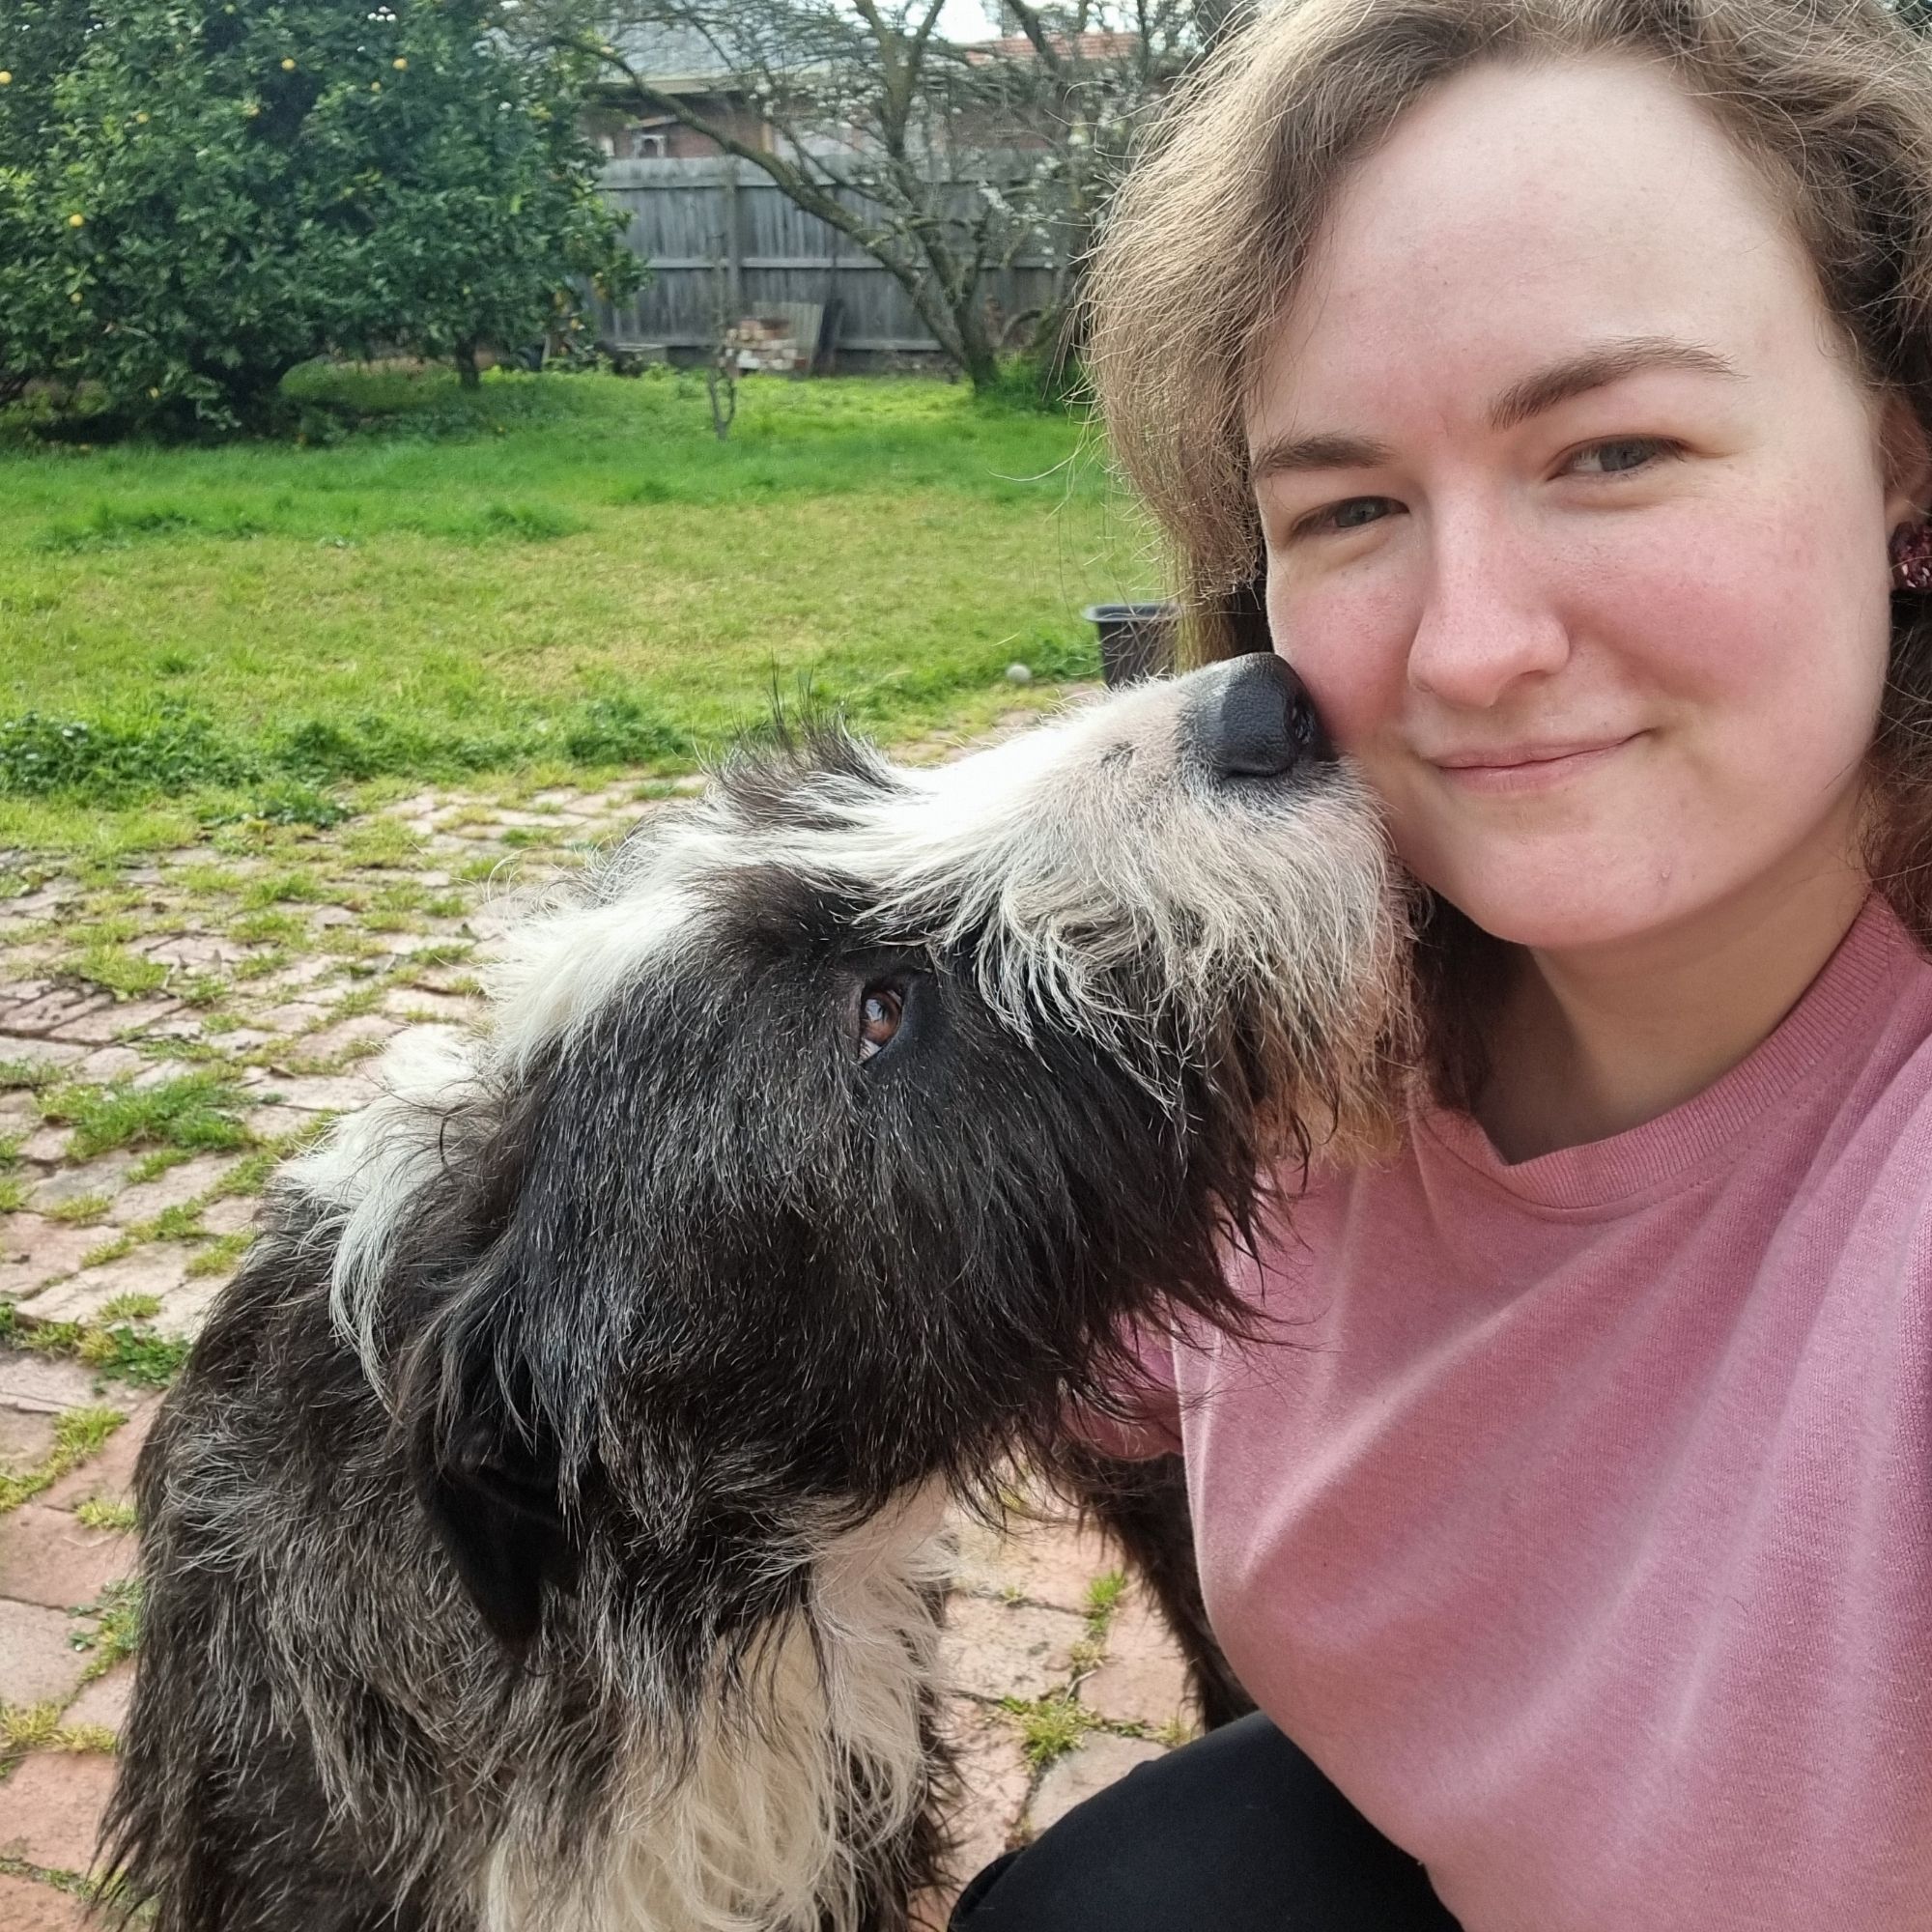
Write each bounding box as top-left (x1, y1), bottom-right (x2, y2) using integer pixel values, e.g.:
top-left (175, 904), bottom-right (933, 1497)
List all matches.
top-left (587, 156), bottom-right (1061, 364)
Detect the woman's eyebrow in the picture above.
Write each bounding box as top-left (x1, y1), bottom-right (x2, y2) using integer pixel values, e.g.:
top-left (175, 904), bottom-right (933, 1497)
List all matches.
top-left (1249, 335), bottom-right (1742, 481)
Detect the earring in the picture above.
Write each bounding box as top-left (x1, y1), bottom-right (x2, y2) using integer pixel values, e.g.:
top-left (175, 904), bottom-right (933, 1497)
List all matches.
top-left (1891, 521), bottom-right (1932, 593)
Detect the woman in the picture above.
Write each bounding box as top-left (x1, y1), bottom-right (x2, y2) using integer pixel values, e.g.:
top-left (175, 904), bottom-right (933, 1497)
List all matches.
top-left (952, 0), bottom-right (1932, 1926)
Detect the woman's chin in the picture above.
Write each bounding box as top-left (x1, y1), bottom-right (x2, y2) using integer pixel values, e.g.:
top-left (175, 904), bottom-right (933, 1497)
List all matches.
top-left (1421, 865), bottom-right (1681, 954)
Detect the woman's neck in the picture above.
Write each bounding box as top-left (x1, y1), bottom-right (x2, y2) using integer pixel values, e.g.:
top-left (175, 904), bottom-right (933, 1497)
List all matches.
top-left (1474, 853), bottom-right (1872, 1165)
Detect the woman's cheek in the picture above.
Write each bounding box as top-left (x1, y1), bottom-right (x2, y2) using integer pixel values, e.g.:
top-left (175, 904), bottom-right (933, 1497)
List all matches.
top-left (1268, 579), bottom-right (1408, 753)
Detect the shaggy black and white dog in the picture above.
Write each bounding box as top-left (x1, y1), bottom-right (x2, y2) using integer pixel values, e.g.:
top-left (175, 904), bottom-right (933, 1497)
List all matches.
top-left (105, 653), bottom-right (1409, 1932)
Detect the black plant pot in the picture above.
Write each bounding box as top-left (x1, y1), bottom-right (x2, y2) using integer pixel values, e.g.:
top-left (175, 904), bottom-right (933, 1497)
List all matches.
top-left (1083, 602), bottom-right (1178, 687)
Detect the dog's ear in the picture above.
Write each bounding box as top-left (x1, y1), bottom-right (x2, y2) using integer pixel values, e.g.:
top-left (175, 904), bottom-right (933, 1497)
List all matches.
top-left (416, 1395), bottom-right (582, 1654)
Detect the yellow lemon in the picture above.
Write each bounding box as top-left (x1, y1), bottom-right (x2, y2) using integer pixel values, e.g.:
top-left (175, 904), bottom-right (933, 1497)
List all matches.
top-left (281, 57), bottom-right (296, 71)
top-left (148, 387), bottom-right (159, 399)
top-left (392, 57), bottom-right (408, 71)
top-left (67, 213), bottom-right (84, 227)
top-left (370, 80), bottom-right (382, 92)
top-left (0, 71), bottom-right (13, 86)
top-left (135, 111), bottom-right (149, 123)
top-left (70, 290), bottom-right (82, 302)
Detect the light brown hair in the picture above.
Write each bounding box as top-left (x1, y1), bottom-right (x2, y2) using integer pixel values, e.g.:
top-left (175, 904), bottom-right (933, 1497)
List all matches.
top-left (1086, 0), bottom-right (1932, 1104)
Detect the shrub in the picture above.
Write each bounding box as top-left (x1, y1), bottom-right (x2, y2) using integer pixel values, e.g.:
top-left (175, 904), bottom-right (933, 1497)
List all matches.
top-left (0, 0), bottom-right (642, 433)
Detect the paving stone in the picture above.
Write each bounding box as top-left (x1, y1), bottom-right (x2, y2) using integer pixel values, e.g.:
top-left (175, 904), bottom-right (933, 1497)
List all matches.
top-left (253, 1073), bottom-right (381, 1112)
top-left (46, 996), bottom-right (181, 1045)
top-left (26, 1153), bottom-right (139, 1214)
top-left (291, 1015), bottom-right (402, 1065)
top-left (402, 966), bottom-right (479, 999)
top-left (60, 1662), bottom-right (133, 1738)
top-left (1025, 1732), bottom-right (1167, 1835)
top-left (0, 1504), bottom-right (134, 1609)
top-left (1079, 1589), bottom-right (1193, 1733)
top-left (109, 1154), bottom-right (240, 1224)
top-left (1, 948), bottom-right (64, 980)
top-left (384, 931), bottom-right (475, 956)
top-left (467, 906), bottom-right (523, 944)
top-left (0, 1750), bottom-right (118, 1876)
top-left (0, 1406), bottom-right (60, 1467)
top-left (250, 958), bottom-right (336, 995)
top-left (0, 1353), bottom-right (102, 1415)
top-left (143, 1012), bottom-right (207, 1041)
top-left (0, 1600), bottom-right (92, 1705)
top-left (198, 1194), bottom-right (257, 1237)
top-left (71, 1047), bottom-right (146, 1083)
top-left (0, 1871), bottom-right (91, 1931)
top-left (153, 1278), bottom-right (227, 1339)
top-left (952, 1511), bottom-right (1121, 1617)
top-left (3, 888), bottom-right (74, 917)
top-left (0, 1218), bottom-right (99, 1297)
top-left (15, 1126), bottom-right (72, 1162)
top-left (196, 1027), bottom-right (275, 1055)
top-left (242, 1104), bottom-right (313, 1144)
top-left (18, 1249), bottom-right (188, 1324)
top-left (41, 1399), bottom-right (157, 1514)
top-left (0, 1036), bottom-right (86, 1072)
top-left (940, 1597), bottom-right (1083, 1705)
top-left (939, 1697), bottom-right (1032, 1889)
top-left (143, 934), bottom-right (245, 969)
top-left (5, 992), bottom-right (114, 1038)
top-left (255, 1000), bottom-right (334, 1035)
top-left (128, 1061), bottom-right (197, 1092)
top-left (381, 988), bottom-right (479, 1025)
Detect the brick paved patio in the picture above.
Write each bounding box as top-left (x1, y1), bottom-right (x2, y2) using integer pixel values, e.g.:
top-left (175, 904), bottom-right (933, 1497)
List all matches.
top-left (0, 776), bottom-right (1192, 1921)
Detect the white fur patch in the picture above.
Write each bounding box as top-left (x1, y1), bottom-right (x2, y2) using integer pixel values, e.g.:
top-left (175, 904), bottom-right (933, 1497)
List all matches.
top-left (478, 1490), bottom-right (953, 1932)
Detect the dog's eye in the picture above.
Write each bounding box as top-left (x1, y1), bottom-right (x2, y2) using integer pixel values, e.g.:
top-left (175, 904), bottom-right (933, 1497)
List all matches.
top-left (857, 983), bottom-right (905, 1063)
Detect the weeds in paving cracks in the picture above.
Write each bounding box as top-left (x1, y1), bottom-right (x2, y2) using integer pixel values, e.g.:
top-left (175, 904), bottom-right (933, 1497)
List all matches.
top-left (69, 1577), bottom-right (141, 1683)
top-left (996, 1569), bottom-right (1141, 1772)
top-left (0, 1403), bottom-right (125, 1513)
top-left (33, 1070), bottom-right (249, 1161)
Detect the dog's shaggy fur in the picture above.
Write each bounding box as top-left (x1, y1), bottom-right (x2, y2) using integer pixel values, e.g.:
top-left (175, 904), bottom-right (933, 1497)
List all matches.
top-left (104, 655), bottom-right (1410, 1932)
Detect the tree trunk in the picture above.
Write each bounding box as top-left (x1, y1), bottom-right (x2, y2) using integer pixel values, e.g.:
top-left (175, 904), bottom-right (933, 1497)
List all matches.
top-left (952, 299), bottom-right (1001, 394)
top-left (455, 342), bottom-right (482, 389)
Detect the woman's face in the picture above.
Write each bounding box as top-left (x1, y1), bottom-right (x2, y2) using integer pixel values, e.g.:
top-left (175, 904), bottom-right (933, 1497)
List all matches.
top-left (1246, 55), bottom-right (1924, 954)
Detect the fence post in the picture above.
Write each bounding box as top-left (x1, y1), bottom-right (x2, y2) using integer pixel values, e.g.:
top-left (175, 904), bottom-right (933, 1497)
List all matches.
top-left (723, 156), bottom-right (743, 318)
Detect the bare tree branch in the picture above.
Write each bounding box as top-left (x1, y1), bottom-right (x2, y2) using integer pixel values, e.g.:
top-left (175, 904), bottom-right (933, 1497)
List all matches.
top-left (515, 0), bottom-right (1228, 389)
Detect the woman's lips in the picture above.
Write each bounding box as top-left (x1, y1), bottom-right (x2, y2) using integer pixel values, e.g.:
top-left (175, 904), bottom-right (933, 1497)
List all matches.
top-left (1428, 735), bottom-right (1638, 793)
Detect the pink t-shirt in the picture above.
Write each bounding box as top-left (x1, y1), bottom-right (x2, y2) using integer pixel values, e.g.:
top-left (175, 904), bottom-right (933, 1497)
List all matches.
top-left (1104, 895), bottom-right (1932, 1930)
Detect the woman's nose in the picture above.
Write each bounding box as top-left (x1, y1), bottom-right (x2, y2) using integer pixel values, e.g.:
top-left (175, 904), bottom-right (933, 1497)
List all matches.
top-left (1405, 517), bottom-right (1569, 709)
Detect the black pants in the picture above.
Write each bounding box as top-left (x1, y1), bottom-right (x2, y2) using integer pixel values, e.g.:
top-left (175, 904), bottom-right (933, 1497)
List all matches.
top-left (950, 1713), bottom-right (1463, 1930)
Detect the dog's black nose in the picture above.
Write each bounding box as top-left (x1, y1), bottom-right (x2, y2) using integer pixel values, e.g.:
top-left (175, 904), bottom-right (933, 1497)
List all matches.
top-left (1193, 651), bottom-right (1331, 780)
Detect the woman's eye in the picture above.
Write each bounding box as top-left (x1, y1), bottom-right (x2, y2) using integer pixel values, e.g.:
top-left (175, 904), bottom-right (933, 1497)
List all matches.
top-left (1567, 436), bottom-right (1678, 476)
top-left (856, 983), bottom-right (904, 1063)
top-left (1291, 497), bottom-right (1394, 540)
top-left (1281, 437), bottom-right (1680, 544)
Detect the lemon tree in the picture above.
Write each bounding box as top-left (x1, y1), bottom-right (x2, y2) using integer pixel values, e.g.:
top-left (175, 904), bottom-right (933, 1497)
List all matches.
top-left (0, 0), bottom-right (640, 433)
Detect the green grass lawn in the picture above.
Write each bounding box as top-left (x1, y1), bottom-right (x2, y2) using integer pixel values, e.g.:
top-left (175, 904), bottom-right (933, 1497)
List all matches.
top-left (0, 365), bottom-right (1159, 862)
